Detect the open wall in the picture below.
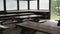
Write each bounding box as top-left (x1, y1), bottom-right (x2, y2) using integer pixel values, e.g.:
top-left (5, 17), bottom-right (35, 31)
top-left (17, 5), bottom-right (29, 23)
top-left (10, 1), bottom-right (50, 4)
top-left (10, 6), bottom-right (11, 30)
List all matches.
top-left (51, 0), bottom-right (60, 20)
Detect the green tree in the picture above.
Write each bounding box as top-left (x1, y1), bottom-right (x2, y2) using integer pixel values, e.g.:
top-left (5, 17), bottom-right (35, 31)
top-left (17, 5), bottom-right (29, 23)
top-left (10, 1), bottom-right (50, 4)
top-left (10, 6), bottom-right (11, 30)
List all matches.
top-left (51, 0), bottom-right (60, 20)
top-left (51, 0), bottom-right (60, 16)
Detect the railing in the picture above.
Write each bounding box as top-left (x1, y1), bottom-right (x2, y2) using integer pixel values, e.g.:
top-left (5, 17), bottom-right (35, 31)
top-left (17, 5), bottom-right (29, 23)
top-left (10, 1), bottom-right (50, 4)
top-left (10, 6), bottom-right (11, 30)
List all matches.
top-left (0, 11), bottom-right (50, 25)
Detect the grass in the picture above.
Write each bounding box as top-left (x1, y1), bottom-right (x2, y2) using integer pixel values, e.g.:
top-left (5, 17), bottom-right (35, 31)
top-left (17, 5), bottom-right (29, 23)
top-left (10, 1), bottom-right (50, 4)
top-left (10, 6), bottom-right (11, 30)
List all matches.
top-left (51, 11), bottom-right (60, 20)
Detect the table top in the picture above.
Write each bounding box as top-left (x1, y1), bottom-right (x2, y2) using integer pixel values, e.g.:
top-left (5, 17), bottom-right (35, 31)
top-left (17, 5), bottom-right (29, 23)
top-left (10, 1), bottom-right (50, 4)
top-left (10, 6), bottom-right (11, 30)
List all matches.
top-left (16, 20), bottom-right (60, 33)
top-left (0, 25), bottom-right (9, 28)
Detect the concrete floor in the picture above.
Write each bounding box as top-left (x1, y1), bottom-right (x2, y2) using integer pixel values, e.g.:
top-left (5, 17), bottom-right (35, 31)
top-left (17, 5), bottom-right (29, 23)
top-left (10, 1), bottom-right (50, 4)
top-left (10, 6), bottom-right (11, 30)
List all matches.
top-left (2, 27), bottom-right (45, 34)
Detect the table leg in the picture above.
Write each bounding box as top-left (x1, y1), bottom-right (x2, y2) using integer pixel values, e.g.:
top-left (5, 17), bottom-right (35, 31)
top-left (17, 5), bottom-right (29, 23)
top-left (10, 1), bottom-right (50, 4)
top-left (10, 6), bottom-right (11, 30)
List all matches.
top-left (0, 30), bottom-right (2, 34)
top-left (20, 28), bottom-right (37, 34)
top-left (45, 33), bottom-right (51, 34)
top-left (0, 28), bottom-right (4, 34)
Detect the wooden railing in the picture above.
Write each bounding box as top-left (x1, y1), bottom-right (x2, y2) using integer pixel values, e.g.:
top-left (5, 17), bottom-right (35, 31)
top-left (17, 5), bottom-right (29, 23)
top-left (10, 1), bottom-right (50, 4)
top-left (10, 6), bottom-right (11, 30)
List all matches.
top-left (0, 11), bottom-right (50, 25)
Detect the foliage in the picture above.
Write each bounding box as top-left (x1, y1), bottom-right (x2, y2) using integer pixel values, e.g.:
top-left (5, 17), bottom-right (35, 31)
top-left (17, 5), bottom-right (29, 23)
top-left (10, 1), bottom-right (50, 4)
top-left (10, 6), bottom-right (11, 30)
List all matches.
top-left (51, 0), bottom-right (60, 20)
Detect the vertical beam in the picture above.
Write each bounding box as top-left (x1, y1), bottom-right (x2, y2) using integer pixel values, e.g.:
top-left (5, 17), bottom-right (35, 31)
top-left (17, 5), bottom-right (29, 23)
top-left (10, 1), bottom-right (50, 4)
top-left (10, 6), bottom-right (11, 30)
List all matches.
top-left (49, 0), bottom-right (51, 12)
top-left (3, 0), bottom-right (6, 12)
top-left (49, 0), bottom-right (51, 19)
top-left (28, 0), bottom-right (30, 10)
top-left (17, 0), bottom-right (19, 10)
top-left (37, 0), bottom-right (39, 10)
